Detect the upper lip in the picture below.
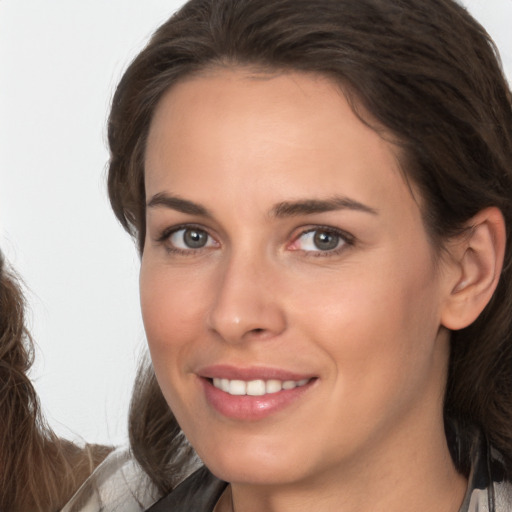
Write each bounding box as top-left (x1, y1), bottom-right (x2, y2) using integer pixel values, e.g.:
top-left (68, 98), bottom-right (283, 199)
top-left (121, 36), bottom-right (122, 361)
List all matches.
top-left (197, 364), bottom-right (315, 381)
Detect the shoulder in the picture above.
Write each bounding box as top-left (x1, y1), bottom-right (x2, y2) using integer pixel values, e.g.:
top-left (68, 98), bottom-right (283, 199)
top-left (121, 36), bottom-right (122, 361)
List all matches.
top-left (461, 429), bottom-right (512, 512)
top-left (489, 445), bottom-right (512, 512)
top-left (494, 479), bottom-right (512, 511)
top-left (61, 447), bottom-right (160, 512)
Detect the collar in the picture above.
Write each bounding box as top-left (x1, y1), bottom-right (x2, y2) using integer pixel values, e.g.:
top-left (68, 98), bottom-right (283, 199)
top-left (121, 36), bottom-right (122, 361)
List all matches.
top-left (456, 422), bottom-right (511, 512)
top-left (145, 465), bottom-right (227, 512)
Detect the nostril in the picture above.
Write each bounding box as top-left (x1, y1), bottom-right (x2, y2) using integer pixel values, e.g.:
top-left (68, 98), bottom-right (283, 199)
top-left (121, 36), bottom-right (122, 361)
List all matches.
top-left (207, 299), bottom-right (287, 343)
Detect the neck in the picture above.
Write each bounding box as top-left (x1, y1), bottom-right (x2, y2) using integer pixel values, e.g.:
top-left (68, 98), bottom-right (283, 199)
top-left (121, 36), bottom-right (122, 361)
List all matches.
top-left (217, 416), bottom-right (467, 512)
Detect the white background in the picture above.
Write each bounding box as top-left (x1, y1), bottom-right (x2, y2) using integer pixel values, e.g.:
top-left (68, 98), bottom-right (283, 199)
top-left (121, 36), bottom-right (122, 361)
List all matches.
top-left (1, 1), bottom-right (511, 446)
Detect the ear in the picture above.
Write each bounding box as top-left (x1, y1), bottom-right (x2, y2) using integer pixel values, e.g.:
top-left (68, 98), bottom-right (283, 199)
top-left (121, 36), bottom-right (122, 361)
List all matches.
top-left (441, 207), bottom-right (506, 331)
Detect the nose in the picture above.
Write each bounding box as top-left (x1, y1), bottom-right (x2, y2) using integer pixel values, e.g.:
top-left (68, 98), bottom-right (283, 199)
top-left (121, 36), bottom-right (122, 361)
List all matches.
top-left (206, 251), bottom-right (287, 344)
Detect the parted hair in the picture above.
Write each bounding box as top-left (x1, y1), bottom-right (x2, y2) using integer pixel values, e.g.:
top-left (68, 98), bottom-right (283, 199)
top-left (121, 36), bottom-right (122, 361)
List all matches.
top-left (106, 0), bottom-right (512, 493)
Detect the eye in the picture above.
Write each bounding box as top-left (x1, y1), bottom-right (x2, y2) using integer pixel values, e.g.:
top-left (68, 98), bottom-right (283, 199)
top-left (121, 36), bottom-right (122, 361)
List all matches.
top-left (290, 228), bottom-right (350, 253)
top-left (167, 227), bottom-right (217, 251)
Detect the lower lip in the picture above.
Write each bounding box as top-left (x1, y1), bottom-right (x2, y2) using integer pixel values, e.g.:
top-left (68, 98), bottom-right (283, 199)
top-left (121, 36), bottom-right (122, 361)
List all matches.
top-left (201, 378), bottom-right (316, 421)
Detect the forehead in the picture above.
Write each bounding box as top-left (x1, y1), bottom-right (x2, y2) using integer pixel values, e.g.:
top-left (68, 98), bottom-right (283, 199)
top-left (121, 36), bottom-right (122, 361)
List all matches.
top-left (144, 68), bottom-right (415, 218)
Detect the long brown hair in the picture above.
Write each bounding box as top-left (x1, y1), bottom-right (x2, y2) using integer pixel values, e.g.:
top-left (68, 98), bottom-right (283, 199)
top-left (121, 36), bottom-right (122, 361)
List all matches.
top-left (107, 0), bottom-right (512, 493)
top-left (0, 252), bottom-right (111, 511)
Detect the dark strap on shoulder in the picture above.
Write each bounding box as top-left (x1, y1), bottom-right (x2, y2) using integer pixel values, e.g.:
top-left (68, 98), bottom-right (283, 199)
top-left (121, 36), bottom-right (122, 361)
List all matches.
top-left (145, 466), bottom-right (228, 512)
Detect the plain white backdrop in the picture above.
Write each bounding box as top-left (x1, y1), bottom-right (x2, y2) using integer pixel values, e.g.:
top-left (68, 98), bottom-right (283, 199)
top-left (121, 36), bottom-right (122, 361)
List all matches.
top-left (1, 0), bottom-right (511, 446)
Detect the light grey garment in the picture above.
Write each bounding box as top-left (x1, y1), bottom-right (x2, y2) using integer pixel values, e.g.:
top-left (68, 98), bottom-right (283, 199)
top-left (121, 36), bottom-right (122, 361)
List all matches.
top-left (60, 448), bottom-right (160, 512)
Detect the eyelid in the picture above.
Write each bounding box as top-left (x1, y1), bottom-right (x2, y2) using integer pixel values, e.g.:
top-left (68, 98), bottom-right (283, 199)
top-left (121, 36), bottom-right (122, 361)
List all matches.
top-left (288, 225), bottom-right (355, 254)
top-left (156, 223), bottom-right (219, 253)
top-left (154, 223), bottom-right (354, 256)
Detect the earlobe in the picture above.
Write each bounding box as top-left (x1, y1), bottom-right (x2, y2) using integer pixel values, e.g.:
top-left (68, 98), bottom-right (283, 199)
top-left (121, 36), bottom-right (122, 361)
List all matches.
top-left (441, 207), bottom-right (506, 331)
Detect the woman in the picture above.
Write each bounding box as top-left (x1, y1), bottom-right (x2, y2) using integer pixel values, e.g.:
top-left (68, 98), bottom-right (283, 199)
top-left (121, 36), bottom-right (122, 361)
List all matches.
top-left (65, 0), bottom-right (512, 510)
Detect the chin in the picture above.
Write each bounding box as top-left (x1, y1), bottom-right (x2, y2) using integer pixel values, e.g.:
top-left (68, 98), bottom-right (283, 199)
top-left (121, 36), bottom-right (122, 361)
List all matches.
top-left (208, 459), bottom-right (303, 486)
top-left (194, 436), bottom-right (315, 486)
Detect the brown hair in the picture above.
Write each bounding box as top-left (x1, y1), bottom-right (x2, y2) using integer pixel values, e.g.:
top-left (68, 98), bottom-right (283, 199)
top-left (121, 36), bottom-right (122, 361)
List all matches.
top-left (0, 252), bottom-right (111, 511)
top-left (107, 0), bottom-right (512, 492)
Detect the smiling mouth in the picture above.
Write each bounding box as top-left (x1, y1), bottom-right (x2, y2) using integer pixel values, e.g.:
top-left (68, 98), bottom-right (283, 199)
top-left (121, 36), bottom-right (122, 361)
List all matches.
top-left (210, 377), bottom-right (312, 396)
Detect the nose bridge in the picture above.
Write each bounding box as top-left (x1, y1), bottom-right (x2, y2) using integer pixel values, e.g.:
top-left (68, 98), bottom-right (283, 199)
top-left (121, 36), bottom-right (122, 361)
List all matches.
top-left (207, 245), bottom-right (286, 343)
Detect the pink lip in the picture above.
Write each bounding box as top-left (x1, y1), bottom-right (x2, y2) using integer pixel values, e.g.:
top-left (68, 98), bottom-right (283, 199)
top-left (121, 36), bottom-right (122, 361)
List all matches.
top-left (197, 365), bottom-right (317, 421)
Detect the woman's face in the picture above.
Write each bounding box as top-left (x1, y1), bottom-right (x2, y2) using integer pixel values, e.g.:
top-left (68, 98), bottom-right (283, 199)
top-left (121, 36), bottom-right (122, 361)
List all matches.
top-left (141, 69), bottom-right (453, 486)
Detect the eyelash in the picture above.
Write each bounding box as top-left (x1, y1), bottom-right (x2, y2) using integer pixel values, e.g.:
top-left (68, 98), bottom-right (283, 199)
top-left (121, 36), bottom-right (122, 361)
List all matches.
top-left (155, 224), bottom-right (355, 257)
top-left (291, 226), bottom-right (355, 257)
top-left (156, 224), bottom-right (216, 256)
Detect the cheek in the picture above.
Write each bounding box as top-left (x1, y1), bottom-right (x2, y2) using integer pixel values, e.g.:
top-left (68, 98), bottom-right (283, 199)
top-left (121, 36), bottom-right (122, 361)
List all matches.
top-left (139, 259), bottom-right (209, 361)
top-left (292, 246), bottom-right (443, 388)
top-left (139, 259), bottom-right (213, 428)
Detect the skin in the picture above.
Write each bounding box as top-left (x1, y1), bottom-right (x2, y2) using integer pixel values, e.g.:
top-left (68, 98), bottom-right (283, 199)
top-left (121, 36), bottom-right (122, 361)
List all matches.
top-left (141, 69), bottom-right (468, 512)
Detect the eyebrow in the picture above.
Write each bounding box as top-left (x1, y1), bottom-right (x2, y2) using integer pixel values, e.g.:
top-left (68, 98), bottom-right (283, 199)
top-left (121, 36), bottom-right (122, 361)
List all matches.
top-left (271, 196), bottom-right (378, 217)
top-left (147, 193), bottom-right (377, 218)
top-left (147, 193), bottom-right (212, 217)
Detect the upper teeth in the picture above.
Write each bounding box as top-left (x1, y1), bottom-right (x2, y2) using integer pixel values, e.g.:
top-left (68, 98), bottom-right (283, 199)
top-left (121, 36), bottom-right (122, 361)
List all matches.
top-left (212, 378), bottom-right (310, 396)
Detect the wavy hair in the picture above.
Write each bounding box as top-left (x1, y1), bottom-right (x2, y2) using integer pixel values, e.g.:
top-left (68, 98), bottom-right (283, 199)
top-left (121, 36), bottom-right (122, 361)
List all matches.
top-left (0, 252), bottom-right (111, 511)
top-left (106, 0), bottom-right (512, 492)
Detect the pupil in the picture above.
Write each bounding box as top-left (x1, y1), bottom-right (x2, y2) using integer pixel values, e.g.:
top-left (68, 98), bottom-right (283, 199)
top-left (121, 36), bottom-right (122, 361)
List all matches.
top-left (184, 229), bottom-right (207, 248)
top-left (313, 231), bottom-right (339, 251)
